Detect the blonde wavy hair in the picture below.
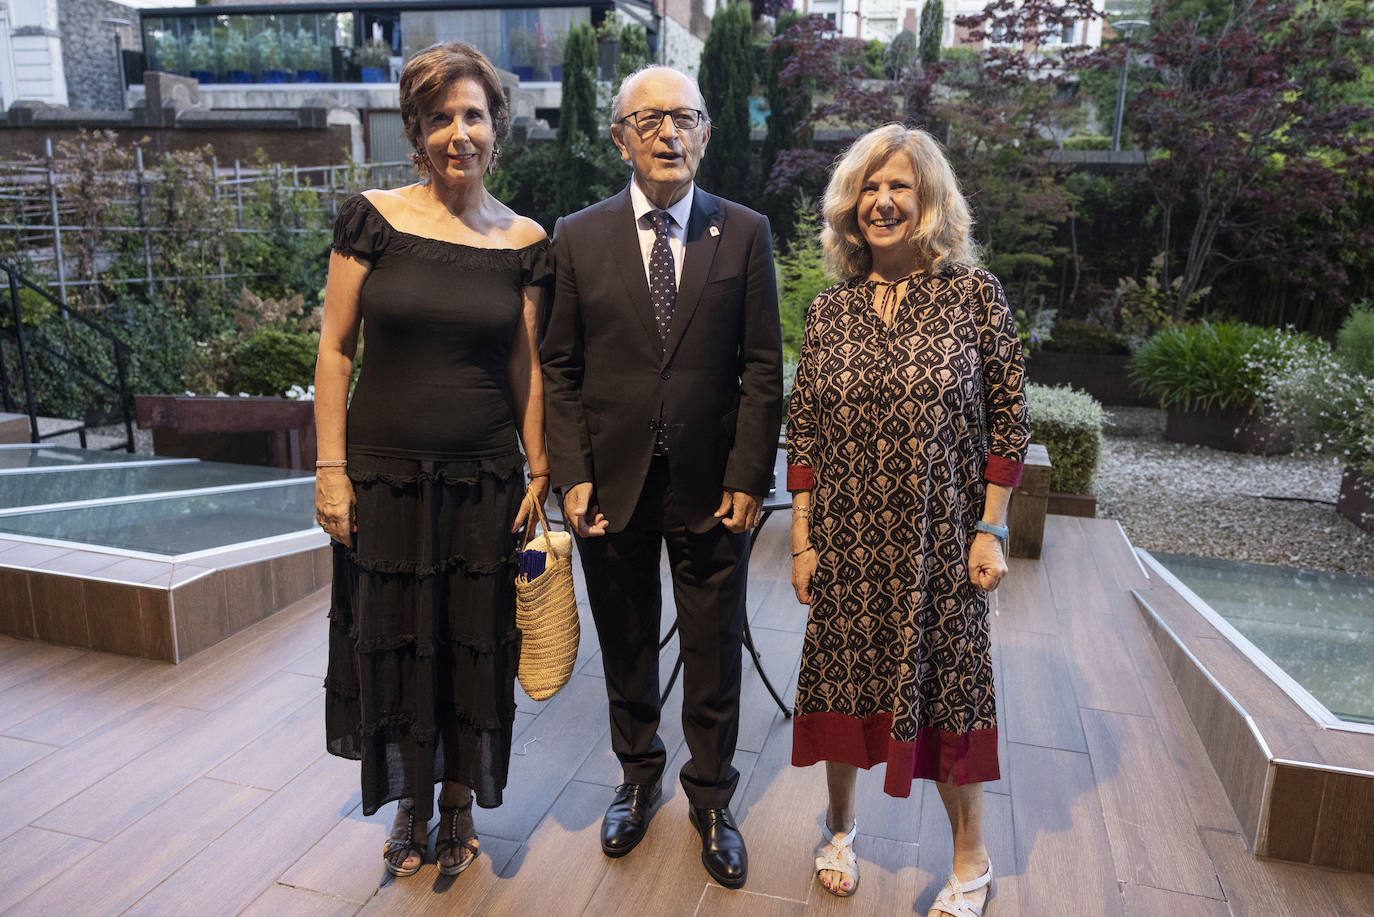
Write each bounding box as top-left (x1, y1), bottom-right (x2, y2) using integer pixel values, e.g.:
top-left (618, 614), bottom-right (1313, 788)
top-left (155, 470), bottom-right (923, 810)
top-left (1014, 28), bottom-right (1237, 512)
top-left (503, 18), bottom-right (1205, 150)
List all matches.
top-left (820, 124), bottom-right (975, 280)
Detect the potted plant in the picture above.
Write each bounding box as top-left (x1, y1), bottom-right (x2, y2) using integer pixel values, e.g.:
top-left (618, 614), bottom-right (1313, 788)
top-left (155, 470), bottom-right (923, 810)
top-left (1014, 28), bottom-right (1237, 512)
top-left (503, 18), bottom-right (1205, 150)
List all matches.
top-left (254, 28), bottom-right (287, 82)
top-left (289, 28), bottom-right (325, 82)
top-left (185, 31), bottom-right (215, 83)
top-left (220, 28), bottom-right (252, 83)
top-left (596, 11), bottom-right (623, 80)
top-left (507, 26), bottom-right (536, 81)
top-left (1027, 317), bottom-right (1153, 407)
top-left (153, 30), bottom-right (183, 74)
top-left (354, 39), bottom-right (391, 82)
top-left (1026, 383), bottom-right (1105, 516)
top-left (1130, 321), bottom-right (1293, 455)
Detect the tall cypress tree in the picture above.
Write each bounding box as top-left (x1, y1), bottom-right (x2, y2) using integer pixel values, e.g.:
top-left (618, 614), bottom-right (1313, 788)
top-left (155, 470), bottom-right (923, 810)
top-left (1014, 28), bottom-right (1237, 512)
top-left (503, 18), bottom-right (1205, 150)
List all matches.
top-left (697, 2), bottom-right (753, 201)
top-left (761, 10), bottom-right (809, 194)
top-left (554, 24), bottom-right (601, 216)
top-left (919, 0), bottom-right (944, 67)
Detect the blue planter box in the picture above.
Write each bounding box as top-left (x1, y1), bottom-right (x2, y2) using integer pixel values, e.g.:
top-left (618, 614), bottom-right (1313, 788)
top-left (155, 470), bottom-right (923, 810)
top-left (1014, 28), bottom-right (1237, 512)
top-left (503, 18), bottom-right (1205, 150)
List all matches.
top-left (227, 69), bottom-right (253, 84)
top-left (261, 69), bottom-right (288, 83)
top-left (360, 66), bottom-right (386, 83)
top-left (191, 70), bottom-right (215, 84)
top-left (295, 69), bottom-right (323, 82)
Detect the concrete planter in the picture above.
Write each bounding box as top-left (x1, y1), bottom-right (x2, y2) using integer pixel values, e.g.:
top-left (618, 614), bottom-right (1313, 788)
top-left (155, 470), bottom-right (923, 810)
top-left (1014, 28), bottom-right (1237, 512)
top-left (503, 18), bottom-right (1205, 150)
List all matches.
top-left (136, 394), bottom-right (316, 470)
top-left (1338, 466), bottom-right (1373, 533)
top-left (1165, 406), bottom-right (1292, 455)
top-left (1025, 351), bottom-right (1152, 407)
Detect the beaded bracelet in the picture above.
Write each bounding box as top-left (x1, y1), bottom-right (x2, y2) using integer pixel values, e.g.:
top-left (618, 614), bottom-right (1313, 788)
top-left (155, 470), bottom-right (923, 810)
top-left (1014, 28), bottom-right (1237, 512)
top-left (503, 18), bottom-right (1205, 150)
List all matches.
top-left (315, 459), bottom-right (347, 468)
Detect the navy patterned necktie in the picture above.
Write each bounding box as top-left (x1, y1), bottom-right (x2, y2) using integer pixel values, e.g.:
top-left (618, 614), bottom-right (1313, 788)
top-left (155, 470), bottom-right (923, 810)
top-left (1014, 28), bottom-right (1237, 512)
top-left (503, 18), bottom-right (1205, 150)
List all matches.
top-left (646, 210), bottom-right (677, 342)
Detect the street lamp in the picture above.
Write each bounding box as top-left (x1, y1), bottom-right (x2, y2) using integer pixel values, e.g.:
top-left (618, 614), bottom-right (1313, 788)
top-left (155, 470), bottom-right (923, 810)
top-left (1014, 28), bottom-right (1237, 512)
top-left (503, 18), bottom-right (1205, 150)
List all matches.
top-left (102, 17), bottom-right (133, 109)
top-left (1110, 19), bottom-right (1149, 152)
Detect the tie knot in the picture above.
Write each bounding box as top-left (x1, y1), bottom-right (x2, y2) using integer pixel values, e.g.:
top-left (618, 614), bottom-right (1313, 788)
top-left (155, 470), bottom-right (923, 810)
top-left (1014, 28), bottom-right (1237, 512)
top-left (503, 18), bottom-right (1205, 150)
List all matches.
top-left (648, 210), bottom-right (671, 237)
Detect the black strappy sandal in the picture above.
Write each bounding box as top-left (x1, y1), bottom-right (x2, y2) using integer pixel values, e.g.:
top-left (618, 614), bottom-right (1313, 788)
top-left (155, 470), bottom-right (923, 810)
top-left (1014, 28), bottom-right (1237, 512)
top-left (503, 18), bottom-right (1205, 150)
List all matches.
top-left (435, 795), bottom-right (481, 877)
top-left (382, 799), bottom-right (425, 877)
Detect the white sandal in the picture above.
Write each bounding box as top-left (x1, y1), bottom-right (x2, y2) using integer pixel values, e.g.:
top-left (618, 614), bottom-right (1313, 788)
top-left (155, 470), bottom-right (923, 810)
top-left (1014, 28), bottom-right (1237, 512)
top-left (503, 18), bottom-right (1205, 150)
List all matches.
top-left (930, 860), bottom-right (992, 917)
top-left (814, 819), bottom-right (859, 898)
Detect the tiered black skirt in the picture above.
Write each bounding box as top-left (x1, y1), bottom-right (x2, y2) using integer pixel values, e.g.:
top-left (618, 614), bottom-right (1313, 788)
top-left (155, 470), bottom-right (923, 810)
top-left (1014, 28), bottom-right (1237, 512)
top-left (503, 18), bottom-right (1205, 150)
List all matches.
top-left (324, 451), bottom-right (524, 820)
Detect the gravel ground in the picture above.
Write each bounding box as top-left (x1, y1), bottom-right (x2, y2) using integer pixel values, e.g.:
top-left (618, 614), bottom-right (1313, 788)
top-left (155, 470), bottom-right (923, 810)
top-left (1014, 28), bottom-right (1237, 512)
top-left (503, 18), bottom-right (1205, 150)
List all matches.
top-left (1096, 408), bottom-right (1374, 577)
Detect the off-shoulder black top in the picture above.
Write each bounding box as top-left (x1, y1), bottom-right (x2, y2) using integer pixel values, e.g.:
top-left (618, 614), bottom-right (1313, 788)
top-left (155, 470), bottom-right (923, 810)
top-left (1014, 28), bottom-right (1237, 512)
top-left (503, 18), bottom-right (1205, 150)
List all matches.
top-left (331, 193), bottom-right (553, 460)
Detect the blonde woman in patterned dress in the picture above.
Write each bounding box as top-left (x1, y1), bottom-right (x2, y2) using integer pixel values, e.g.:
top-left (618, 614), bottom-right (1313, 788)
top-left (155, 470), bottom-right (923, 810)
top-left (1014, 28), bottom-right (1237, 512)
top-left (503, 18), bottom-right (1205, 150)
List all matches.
top-left (786, 124), bottom-right (1029, 916)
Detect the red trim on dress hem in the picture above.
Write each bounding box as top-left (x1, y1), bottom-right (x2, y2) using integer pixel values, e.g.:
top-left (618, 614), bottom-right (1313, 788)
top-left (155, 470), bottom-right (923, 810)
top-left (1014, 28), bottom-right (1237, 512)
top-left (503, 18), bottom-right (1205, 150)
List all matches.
top-left (984, 454), bottom-right (1023, 488)
top-left (787, 464), bottom-right (814, 491)
top-left (791, 712), bottom-right (1000, 795)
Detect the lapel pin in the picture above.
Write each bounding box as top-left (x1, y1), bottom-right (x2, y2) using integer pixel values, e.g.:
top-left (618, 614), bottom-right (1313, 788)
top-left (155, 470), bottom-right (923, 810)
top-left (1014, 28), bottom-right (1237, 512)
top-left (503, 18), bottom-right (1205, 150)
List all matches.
top-left (709, 226), bottom-right (720, 238)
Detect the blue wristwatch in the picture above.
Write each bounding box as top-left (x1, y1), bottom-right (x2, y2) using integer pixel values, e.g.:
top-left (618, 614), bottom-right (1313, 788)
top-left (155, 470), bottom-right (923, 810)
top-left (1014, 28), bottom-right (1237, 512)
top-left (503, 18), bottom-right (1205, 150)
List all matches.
top-left (974, 521), bottom-right (1008, 540)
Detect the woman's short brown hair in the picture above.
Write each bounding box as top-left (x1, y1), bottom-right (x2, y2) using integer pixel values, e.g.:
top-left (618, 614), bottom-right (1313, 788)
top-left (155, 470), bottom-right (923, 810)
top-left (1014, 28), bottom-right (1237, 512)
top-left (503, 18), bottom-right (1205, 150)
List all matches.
top-left (820, 123), bottom-right (976, 280)
top-left (399, 42), bottom-right (509, 157)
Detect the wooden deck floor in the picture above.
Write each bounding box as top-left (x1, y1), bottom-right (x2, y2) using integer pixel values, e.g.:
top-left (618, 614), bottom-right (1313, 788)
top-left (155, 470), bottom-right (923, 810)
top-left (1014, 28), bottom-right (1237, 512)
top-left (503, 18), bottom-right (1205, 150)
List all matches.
top-left (0, 515), bottom-right (1370, 916)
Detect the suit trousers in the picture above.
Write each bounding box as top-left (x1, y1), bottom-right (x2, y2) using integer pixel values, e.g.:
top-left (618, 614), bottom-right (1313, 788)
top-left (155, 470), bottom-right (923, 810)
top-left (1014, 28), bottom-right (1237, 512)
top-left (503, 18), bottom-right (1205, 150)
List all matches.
top-left (575, 455), bottom-right (750, 810)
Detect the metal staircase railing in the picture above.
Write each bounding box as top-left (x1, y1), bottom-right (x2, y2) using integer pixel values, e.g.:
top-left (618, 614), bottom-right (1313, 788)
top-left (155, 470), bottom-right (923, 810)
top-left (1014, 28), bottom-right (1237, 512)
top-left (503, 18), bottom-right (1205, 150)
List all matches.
top-left (0, 259), bottom-right (135, 452)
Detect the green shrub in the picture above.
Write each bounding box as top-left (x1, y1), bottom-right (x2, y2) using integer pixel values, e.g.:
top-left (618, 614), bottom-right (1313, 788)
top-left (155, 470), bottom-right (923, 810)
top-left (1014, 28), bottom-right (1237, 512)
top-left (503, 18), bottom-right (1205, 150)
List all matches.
top-left (229, 328), bottom-right (318, 396)
top-left (1259, 332), bottom-right (1374, 477)
top-left (1026, 382), bottom-right (1105, 494)
top-left (775, 201), bottom-right (833, 361)
top-left (1130, 321), bottom-right (1281, 413)
top-left (1042, 318), bottom-right (1129, 355)
top-left (1336, 301), bottom-right (1374, 378)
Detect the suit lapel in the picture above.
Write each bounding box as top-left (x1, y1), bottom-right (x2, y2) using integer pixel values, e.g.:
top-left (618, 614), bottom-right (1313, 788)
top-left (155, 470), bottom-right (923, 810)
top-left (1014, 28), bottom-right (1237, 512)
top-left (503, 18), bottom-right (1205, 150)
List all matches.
top-left (605, 188), bottom-right (661, 353)
top-left (663, 188), bottom-right (724, 366)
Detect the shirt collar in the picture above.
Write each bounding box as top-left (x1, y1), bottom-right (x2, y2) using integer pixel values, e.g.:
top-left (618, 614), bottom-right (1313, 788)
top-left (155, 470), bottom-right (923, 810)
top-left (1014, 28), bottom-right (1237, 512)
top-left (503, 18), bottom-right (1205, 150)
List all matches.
top-left (629, 180), bottom-right (695, 231)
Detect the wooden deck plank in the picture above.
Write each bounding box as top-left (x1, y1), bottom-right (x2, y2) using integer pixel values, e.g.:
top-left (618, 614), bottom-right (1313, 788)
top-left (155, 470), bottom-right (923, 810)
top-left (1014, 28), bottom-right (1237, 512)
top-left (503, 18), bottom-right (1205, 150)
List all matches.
top-left (240, 885), bottom-right (362, 917)
top-left (995, 556), bottom-right (1059, 635)
top-left (1078, 517), bottom-right (1150, 592)
top-left (0, 650), bottom-right (137, 732)
top-left (1008, 741), bottom-right (1125, 916)
top-left (1081, 708), bottom-right (1223, 899)
top-left (0, 702), bottom-right (205, 842)
top-left (475, 672), bottom-right (613, 843)
top-left (1123, 885), bottom-right (1232, 917)
top-left (995, 628), bottom-right (1087, 753)
top-left (1060, 607), bottom-right (1155, 717)
top-left (0, 734), bottom-right (54, 782)
top-left (1200, 827), bottom-right (1346, 917)
top-left (912, 780), bottom-right (1022, 917)
top-left (282, 637), bottom-right (329, 679)
top-left (123, 753), bottom-right (357, 917)
top-left (34, 672), bottom-right (321, 841)
top-left (730, 715), bottom-right (819, 902)
top-left (4, 657), bottom-right (181, 747)
top-left (694, 886), bottom-right (804, 915)
top-left (475, 780), bottom-right (612, 916)
top-left (208, 692), bottom-right (326, 791)
top-left (353, 834), bottom-right (521, 917)
top-left (735, 623), bottom-right (803, 755)
top-left (7, 777), bottom-right (269, 916)
top-left (0, 827), bottom-right (100, 912)
top-left (803, 834), bottom-right (922, 916)
top-left (0, 642), bottom-right (84, 694)
top-left (1043, 525), bottom-right (1116, 617)
top-left (278, 800), bottom-right (399, 905)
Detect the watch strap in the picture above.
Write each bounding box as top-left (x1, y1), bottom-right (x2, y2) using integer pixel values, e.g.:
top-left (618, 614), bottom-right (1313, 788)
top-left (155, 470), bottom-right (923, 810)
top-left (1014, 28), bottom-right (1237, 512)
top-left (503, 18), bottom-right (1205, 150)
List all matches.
top-left (974, 520), bottom-right (1009, 540)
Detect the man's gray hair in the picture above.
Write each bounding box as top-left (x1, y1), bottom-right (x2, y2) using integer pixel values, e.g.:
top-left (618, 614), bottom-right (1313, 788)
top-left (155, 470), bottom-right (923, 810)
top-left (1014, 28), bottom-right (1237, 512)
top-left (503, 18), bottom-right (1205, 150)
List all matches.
top-left (609, 65), bottom-right (710, 125)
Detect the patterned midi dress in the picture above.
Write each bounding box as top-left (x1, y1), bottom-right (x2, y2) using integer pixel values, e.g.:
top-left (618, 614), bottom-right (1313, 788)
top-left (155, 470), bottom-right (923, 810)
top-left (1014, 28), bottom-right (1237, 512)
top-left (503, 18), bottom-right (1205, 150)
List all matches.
top-left (786, 265), bottom-right (1029, 796)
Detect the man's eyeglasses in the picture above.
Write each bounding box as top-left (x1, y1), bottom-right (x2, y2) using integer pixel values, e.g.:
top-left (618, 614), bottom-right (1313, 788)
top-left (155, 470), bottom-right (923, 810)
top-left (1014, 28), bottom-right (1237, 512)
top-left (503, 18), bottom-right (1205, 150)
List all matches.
top-left (616, 108), bottom-right (706, 134)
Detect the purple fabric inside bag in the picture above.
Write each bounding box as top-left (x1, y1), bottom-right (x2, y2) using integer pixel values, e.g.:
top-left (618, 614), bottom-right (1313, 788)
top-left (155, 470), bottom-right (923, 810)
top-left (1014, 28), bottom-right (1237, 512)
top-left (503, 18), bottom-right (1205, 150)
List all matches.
top-left (518, 546), bottom-right (547, 580)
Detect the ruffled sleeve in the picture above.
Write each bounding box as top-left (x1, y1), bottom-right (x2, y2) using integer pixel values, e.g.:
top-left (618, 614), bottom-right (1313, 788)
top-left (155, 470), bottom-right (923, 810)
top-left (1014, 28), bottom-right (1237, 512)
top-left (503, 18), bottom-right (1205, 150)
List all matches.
top-left (331, 194), bottom-right (390, 266)
top-left (519, 238), bottom-right (554, 288)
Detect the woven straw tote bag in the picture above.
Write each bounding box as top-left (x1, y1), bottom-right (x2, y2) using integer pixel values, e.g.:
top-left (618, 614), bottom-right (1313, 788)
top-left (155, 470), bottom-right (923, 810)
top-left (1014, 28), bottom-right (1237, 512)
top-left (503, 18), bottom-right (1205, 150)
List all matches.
top-left (514, 487), bottom-right (579, 701)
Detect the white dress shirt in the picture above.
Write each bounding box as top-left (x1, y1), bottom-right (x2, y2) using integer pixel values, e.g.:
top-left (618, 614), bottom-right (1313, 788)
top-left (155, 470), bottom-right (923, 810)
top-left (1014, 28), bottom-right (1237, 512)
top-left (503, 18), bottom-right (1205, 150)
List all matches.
top-left (629, 180), bottom-right (693, 291)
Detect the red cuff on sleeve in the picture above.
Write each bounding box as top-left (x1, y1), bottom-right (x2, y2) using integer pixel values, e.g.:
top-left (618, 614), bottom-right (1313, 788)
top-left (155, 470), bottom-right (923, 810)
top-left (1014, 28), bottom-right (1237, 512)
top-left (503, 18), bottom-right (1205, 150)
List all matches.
top-left (787, 464), bottom-right (814, 491)
top-left (984, 454), bottom-right (1023, 488)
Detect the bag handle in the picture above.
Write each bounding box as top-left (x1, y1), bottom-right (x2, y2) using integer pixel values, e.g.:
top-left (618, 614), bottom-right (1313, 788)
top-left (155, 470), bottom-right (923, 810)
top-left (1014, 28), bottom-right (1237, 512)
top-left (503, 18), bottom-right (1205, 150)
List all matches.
top-left (521, 483), bottom-right (557, 554)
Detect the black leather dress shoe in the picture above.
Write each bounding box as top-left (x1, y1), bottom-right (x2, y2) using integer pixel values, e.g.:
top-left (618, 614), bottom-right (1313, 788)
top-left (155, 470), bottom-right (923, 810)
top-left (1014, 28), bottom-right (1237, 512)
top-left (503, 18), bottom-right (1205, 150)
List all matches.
top-left (601, 780), bottom-right (661, 857)
top-left (688, 806), bottom-right (748, 889)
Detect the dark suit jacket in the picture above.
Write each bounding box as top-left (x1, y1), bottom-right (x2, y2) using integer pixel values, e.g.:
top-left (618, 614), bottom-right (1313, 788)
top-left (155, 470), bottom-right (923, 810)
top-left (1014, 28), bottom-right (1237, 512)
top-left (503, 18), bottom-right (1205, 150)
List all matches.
top-left (542, 185), bottom-right (783, 534)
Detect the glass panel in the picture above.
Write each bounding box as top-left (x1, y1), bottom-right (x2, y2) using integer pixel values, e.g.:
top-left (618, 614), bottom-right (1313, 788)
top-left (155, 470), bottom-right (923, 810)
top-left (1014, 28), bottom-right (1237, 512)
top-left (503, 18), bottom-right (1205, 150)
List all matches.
top-left (0, 447), bottom-right (175, 470)
top-left (1154, 552), bottom-right (1374, 725)
top-left (0, 461), bottom-right (306, 510)
top-left (400, 7), bottom-right (590, 81)
top-left (0, 482), bottom-right (317, 555)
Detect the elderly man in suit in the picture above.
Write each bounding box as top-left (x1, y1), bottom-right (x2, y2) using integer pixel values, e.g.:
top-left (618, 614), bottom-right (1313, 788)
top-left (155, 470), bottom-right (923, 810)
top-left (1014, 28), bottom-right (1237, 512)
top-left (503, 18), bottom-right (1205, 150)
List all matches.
top-left (542, 65), bottom-right (782, 889)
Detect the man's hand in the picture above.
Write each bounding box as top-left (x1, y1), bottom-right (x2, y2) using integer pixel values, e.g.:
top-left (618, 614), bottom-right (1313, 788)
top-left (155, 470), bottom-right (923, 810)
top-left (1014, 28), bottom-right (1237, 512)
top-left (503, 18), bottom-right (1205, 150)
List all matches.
top-left (715, 489), bottom-right (762, 533)
top-left (968, 532), bottom-right (1008, 592)
top-left (563, 481), bottom-right (609, 537)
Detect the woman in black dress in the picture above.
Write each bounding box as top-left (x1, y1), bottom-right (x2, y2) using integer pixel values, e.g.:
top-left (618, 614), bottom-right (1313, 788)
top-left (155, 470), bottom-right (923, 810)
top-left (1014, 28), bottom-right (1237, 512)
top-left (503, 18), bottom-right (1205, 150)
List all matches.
top-left (787, 124), bottom-right (1028, 915)
top-left (313, 42), bottom-right (551, 878)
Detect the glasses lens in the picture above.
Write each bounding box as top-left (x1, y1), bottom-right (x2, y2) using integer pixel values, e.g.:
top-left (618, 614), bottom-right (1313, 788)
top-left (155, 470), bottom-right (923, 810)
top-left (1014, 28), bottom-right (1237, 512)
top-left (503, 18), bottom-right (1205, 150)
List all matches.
top-left (670, 110), bottom-right (701, 130)
top-left (632, 110), bottom-right (664, 132)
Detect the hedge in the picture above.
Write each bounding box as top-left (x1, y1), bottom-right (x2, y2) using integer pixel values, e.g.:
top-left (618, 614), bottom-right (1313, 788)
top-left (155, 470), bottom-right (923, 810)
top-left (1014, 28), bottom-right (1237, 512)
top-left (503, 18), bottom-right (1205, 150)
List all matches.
top-left (1027, 382), bottom-right (1104, 495)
